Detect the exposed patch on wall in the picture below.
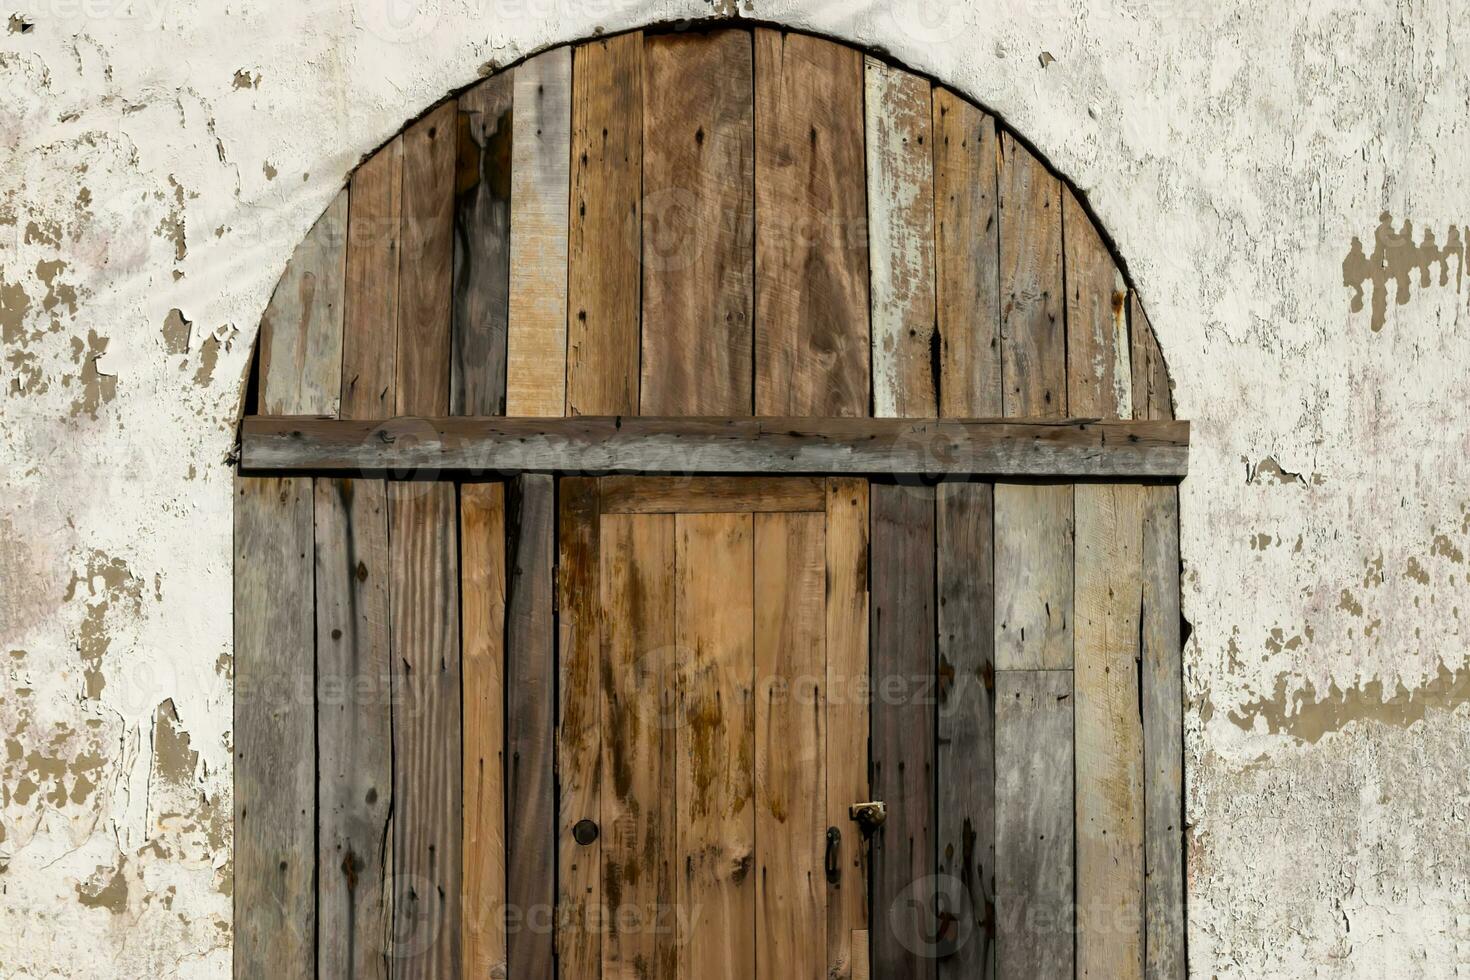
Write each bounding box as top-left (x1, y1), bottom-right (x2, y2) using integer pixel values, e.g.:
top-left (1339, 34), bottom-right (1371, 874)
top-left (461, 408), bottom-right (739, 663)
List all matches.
top-left (75, 858), bottom-right (130, 914)
top-left (1343, 211), bottom-right (1466, 332)
top-left (160, 308), bottom-right (192, 355)
top-left (1247, 455), bottom-right (1304, 485)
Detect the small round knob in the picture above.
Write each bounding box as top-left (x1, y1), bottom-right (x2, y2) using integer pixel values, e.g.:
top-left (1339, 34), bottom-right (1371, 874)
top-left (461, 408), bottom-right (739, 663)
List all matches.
top-left (573, 819), bottom-right (599, 845)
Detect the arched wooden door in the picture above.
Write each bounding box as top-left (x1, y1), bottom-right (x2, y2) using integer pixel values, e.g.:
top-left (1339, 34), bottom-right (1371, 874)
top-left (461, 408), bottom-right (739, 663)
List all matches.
top-left (234, 23), bottom-right (1185, 980)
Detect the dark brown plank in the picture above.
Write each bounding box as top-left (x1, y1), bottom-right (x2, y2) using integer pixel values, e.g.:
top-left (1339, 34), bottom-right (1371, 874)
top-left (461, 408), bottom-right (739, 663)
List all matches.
top-left (233, 475), bottom-right (314, 979)
top-left (397, 101), bottom-right (457, 416)
top-left (341, 138), bottom-right (402, 419)
top-left (387, 479), bottom-right (461, 979)
top-left (641, 29), bottom-right (754, 416)
top-left (453, 73), bottom-right (514, 416)
top-left (870, 481), bottom-right (936, 980)
top-left (599, 475), bottom-right (825, 513)
top-left (568, 32), bottom-right (643, 416)
top-left (1064, 188), bottom-right (1130, 417)
top-left (315, 478), bottom-right (393, 979)
top-left (1129, 295), bottom-right (1173, 422)
top-left (936, 481), bottom-right (995, 977)
top-left (997, 133), bottom-right (1064, 417)
top-left (754, 28), bottom-right (869, 417)
top-left (504, 474), bottom-right (555, 979)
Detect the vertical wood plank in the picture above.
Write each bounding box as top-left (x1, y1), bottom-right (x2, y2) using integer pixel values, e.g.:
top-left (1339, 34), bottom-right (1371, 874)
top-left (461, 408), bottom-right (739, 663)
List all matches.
top-left (397, 101), bottom-right (458, 416)
top-left (932, 91), bottom-right (1001, 418)
top-left (342, 139), bottom-right (403, 419)
top-left (824, 478), bottom-right (869, 980)
top-left (993, 482), bottom-right (1073, 670)
top-left (506, 48), bottom-right (571, 417)
top-left (388, 480), bottom-right (462, 979)
top-left (866, 58), bottom-right (936, 419)
top-left (233, 475), bottom-right (314, 980)
top-left (505, 474), bottom-right (555, 978)
top-left (259, 188), bottom-right (348, 416)
top-left (1142, 485), bottom-right (1184, 980)
top-left (936, 481), bottom-right (995, 978)
top-left (568, 33), bottom-right (644, 417)
top-left (1129, 295), bottom-right (1173, 422)
top-left (453, 74), bottom-right (514, 416)
top-left (1063, 188), bottom-right (1131, 417)
top-left (1074, 482), bottom-right (1145, 980)
top-left (461, 482), bottom-right (507, 978)
top-left (316, 478), bottom-right (393, 980)
top-left (641, 29), bottom-right (755, 416)
top-left (675, 512), bottom-right (756, 980)
top-left (754, 29), bottom-right (869, 418)
top-left (754, 511), bottom-right (827, 980)
top-left (558, 477), bottom-right (603, 980)
top-left (869, 482), bottom-right (936, 980)
top-left (997, 133), bottom-right (1064, 418)
top-left (994, 670), bottom-right (1074, 979)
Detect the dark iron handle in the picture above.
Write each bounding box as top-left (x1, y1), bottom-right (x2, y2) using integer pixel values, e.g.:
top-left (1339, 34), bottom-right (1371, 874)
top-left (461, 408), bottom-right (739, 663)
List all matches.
top-left (825, 826), bottom-right (841, 884)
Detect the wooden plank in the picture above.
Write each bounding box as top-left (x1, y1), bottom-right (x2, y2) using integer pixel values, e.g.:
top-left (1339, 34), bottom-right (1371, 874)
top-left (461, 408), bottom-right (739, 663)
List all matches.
top-left (315, 478), bottom-right (393, 980)
top-left (932, 90), bottom-right (1001, 418)
top-left (387, 479), bottom-right (462, 979)
top-left (824, 478), bottom-right (869, 980)
top-left (675, 512), bottom-right (756, 980)
top-left (754, 510), bottom-right (827, 980)
top-left (241, 416), bottom-right (1191, 479)
top-left (1129, 295), bottom-right (1173, 422)
top-left (1074, 482), bottom-right (1145, 980)
top-left (851, 931), bottom-right (870, 980)
top-left (869, 482), bottom-right (936, 980)
top-left (397, 101), bottom-right (457, 416)
top-left (504, 474), bottom-right (555, 978)
top-left (600, 511), bottom-right (677, 979)
top-left (1064, 188), bottom-right (1131, 417)
top-left (994, 669), bottom-right (1074, 979)
top-left (233, 475), bottom-right (314, 979)
top-left (1141, 485), bottom-right (1184, 980)
top-left (600, 475), bottom-right (825, 514)
top-left (754, 28), bottom-right (869, 417)
top-left (453, 73), bottom-right (514, 416)
top-left (506, 48), bottom-right (571, 417)
top-left (997, 133), bottom-right (1064, 417)
top-left (259, 188), bottom-right (348, 416)
top-left (993, 482), bottom-right (1074, 670)
top-left (935, 481), bottom-right (995, 977)
top-left (461, 482), bottom-right (507, 978)
top-left (557, 477), bottom-right (602, 980)
top-left (567, 32), bottom-right (643, 416)
top-left (641, 29), bottom-right (754, 416)
top-left (866, 57), bottom-right (936, 419)
top-left (341, 138), bottom-right (403, 419)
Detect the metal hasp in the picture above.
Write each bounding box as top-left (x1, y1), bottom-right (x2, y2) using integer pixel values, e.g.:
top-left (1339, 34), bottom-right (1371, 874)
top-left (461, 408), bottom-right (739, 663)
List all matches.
top-left (849, 800), bottom-right (887, 836)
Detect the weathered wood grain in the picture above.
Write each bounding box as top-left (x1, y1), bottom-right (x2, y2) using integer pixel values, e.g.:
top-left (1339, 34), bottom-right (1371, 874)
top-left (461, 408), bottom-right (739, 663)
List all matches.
top-left (754, 510), bottom-right (827, 980)
top-left (387, 479), bottom-right (462, 979)
top-left (600, 475), bottom-right (825, 514)
top-left (568, 32), bottom-right (643, 417)
top-left (397, 102), bottom-right (457, 417)
top-left (460, 482), bottom-right (507, 978)
top-left (994, 669), bottom-right (1074, 979)
top-left (936, 480), bottom-right (995, 978)
top-left (1064, 188), bottom-right (1131, 417)
top-left (754, 28), bottom-right (869, 417)
top-left (641, 29), bottom-right (754, 416)
top-left (453, 73), bottom-right (514, 416)
top-left (675, 512), bottom-right (757, 980)
top-left (341, 138), bottom-right (403, 419)
top-left (506, 48), bottom-right (571, 417)
top-left (993, 482), bottom-right (1074, 670)
top-left (869, 481), bottom-right (936, 980)
top-left (933, 90), bottom-right (1001, 418)
top-left (1074, 482), bottom-right (1145, 980)
top-left (866, 57), bottom-right (936, 419)
top-left (315, 478), bottom-right (393, 980)
top-left (997, 133), bottom-right (1064, 417)
top-left (233, 475), bottom-right (315, 980)
top-left (241, 416), bottom-right (1191, 479)
top-left (1129, 295), bottom-right (1173, 422)
top-left (259, 188), bottom-right (347, 416)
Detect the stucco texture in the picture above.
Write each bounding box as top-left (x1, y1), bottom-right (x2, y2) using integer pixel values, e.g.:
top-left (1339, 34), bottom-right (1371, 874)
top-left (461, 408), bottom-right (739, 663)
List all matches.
top-left (2, 0), bottom-right (1467, 975)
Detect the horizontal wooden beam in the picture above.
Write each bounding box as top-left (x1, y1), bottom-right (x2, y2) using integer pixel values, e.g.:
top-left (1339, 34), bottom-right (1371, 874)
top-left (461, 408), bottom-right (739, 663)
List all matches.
top-left (239, 416), bottom-right (1188, 478)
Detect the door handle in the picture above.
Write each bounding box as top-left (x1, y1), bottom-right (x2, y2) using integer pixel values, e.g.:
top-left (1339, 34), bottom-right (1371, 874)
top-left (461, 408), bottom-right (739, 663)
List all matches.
top-left (825, 826), bottom-right (842, 884)
top-left (849, 800), bottom-right (887, 837)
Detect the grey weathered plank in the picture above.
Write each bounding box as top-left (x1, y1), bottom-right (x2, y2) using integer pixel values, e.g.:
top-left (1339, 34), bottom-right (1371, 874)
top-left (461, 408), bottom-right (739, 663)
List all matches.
top-left (396, 101), bottom-right (457, 417)
top-left (504, 474), bottom-right (555, 979)
top-left (233, 474), bottom-right (315, 979)
top-left (870, 481), bottom-right (936, 980)
top-left (1063, 187), bottom-right (1131, 418)
top-left (241, 416), bottom-right (1190, 478)
top-left (341, 138), bottom-right (403, 419)
top-left (936, 481), bottom-right (995, 978)
top-left (994, 669), bottom-right (1073, 980)
top-left (315, 478), bottom-right (393, 979)
top-left (993, 482), bottom-right (1074, 670)
top-left (997, 133), bottom-right (1064, 418)
top-left (452, 72), bottom-right (514, 416)
top-left (1129, 295), bottom-right (1173, 422)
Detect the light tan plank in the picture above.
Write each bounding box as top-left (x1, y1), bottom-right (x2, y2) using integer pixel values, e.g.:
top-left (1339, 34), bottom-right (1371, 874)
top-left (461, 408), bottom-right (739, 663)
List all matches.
top-left (1063, 187), bottom-right (1131, 417)
top-left (994, 482), bottom-right (1074, 670)
top-left (396, 101), bottom-right (457, 416)
top-left (997, 133), bottom-right (1064, 417)
top-left (341, 139), bottom-right (402, 419)
top-left (600, 475), bottom-right (825, 514)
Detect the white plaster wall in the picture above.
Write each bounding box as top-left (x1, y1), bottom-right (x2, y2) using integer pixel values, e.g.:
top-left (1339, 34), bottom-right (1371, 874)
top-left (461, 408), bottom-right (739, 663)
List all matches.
top-left (2, 0), bottom-right (1467, 975)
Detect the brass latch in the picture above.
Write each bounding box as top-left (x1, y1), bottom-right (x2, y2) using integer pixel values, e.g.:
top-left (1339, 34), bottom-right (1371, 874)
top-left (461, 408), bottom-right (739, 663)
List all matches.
top-left (849, 800), bottom-right (887, 836)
